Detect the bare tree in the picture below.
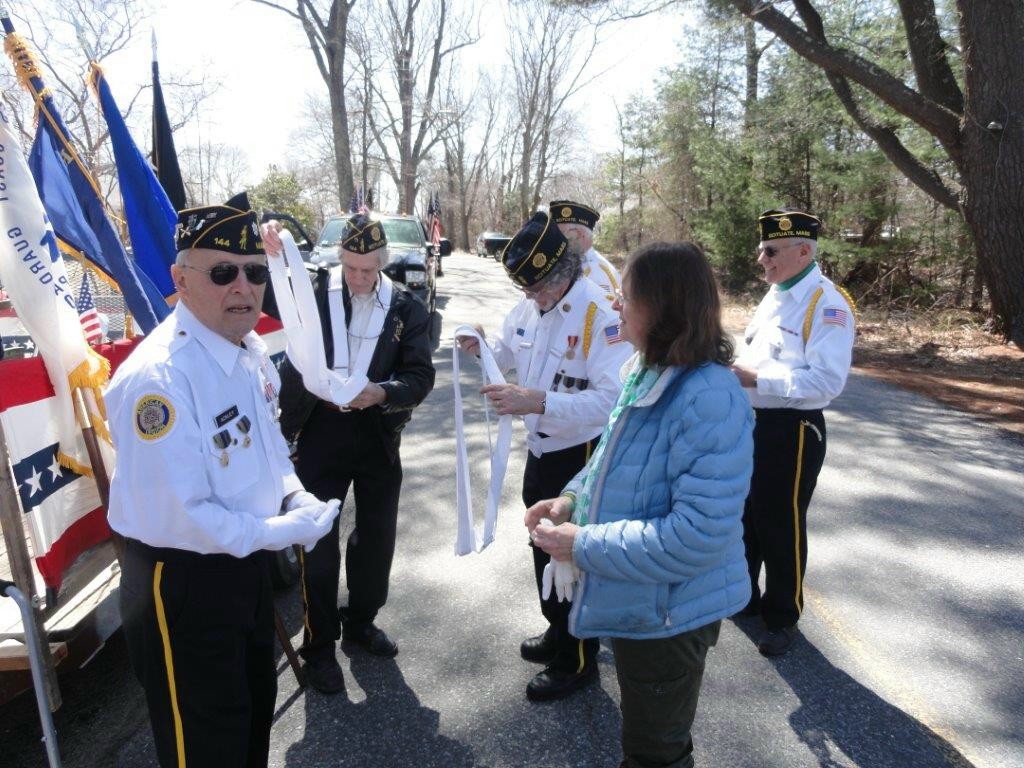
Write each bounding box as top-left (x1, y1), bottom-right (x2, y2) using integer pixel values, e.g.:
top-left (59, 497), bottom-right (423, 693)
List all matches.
top-left (507, 1), bottom-right (598, 220)
top-left (2, 0), bottom-right (212, 208)
top-left (178, 142), bottom-right (251, 205)
top-left (436, 71), bottom-right (501, 249)
top-left (359, 0), bottom-right (475, 214)
top-left (251, 0), bottom-right (358, 205)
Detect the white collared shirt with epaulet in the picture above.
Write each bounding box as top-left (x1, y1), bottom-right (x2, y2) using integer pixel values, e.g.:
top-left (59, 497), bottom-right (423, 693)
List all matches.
top-left (735, 263), bottom-right (856, 410)
top-left (582, 247), bottom-right (621, 299)
top-left (490, 277), bottom-right (634, 456)
top-left (106, 303), bottom-right (302, 556)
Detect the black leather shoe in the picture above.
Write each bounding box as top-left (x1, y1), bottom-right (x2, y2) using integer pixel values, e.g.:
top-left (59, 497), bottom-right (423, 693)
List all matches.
top-left (736, 598), bottom-right (761, 618)
top-left (520, 628), bottom-right (557, 664)
top-left (526, 664), bottom-right (598, 702)
top-left (342, 624), bottom-right (399, 657)
top-left (304, 656), bottom-right (345, 694)
top-left (758, 626), bottom-right (797, 657)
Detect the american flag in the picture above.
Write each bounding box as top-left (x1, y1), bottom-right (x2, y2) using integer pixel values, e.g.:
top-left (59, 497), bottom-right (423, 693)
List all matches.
top-left (604, 323), bottom-right (622, 344)
top-left (823, 307), bottom-right (849, 327)
top-left (348, 185), bottom-right (368, 214)
top-left (77, 275), bottom-right (103, 345)
top-left (427, 192), bottom-right (443, 247)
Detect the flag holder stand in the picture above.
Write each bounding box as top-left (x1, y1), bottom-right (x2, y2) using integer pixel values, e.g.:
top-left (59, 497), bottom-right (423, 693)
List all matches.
top-left (0, 414), bottom-right (63, 716)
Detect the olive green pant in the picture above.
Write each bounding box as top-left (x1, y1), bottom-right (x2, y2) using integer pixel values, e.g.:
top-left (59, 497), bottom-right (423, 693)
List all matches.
top-left (612, 621), bottom-right (721, 768)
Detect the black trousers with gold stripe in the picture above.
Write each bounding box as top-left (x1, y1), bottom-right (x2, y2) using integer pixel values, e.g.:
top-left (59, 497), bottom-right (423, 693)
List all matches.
top-left (742, 408), bottom-right (827, 630)
top-left (295, 404), bottom-right (403, 663)
top-left (120, 538), bottom-right (276, 768)
top-left (523, 438), bottom-right (600, 673)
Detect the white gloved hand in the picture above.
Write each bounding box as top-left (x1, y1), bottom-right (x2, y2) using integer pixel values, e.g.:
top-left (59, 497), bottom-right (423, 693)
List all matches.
top-left (284, 490), bottom-right (320, 512)
top-left (263, 498), bottom-right (341, 552)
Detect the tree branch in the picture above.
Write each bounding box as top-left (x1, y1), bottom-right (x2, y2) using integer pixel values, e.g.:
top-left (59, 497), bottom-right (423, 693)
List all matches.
top-left (732, 0), bottom-right (960, 149)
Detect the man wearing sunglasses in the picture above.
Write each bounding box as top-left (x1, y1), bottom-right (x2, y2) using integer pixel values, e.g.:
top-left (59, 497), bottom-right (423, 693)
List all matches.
top-left (459, 210), bottom-right (632, 701)
top-left (731, 209), bottom-right (856, 657)
top-left (261, 213), bottom-right (435, 695)
top-left (105, 192), bottom-right (341, 767)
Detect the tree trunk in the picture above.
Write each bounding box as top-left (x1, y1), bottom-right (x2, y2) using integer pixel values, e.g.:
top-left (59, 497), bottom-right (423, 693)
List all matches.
top-left (957, 1), bottom-right (1024, 346)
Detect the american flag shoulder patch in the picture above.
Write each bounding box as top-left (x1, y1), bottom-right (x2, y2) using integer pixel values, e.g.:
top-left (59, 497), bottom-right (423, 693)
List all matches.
top-left (604, 324), bottom-right (622, 344)
top-left (822, 307), bottom-right (848, 327)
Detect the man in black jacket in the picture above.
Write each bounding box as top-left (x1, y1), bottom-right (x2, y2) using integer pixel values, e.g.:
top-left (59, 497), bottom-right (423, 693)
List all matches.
top-left (262, 214), bottom-right (435, 694)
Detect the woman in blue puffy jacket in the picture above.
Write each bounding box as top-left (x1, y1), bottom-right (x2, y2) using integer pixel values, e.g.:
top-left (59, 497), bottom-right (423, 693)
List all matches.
top-left (530, 241), bottom-right (754, 768)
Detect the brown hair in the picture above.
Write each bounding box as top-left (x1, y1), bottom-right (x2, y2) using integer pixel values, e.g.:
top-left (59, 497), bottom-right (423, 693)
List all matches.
top-left (624, 241), bottom-right (734, 367)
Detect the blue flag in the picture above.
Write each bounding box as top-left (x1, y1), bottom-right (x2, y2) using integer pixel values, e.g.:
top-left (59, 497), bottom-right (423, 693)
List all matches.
top-left (90, 63), bottom-right (176, 299)
top-left (5, 21), bottom-right (168, 333)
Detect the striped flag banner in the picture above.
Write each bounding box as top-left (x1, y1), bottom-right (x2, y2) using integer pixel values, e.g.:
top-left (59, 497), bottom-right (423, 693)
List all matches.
top-left (0, 314), bottom-right (286, 589)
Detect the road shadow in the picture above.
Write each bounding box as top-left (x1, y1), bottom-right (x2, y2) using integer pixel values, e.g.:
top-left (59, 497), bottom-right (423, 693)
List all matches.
top-left (731, 617), bottom-right (978, 768)
top-left (281, 650), bottom-right (484, 768)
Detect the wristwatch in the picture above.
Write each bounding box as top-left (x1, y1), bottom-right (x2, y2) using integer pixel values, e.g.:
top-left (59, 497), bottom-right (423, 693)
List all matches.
top-left (540, 396), bottom-right (546, 414)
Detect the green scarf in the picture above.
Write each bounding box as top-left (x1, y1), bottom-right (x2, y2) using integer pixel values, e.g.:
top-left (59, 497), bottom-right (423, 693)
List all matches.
top-left (572, 360), bottom-right (663, 525)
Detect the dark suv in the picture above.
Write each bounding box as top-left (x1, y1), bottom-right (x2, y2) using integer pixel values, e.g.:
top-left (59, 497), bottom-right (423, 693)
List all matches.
top-left (311, 213), bottom-right (448, 314)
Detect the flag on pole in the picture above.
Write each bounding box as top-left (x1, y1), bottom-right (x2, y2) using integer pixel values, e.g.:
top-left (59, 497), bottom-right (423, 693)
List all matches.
top-left (3, 21), bottom-right (168, 333)
top-left (348, 185), bottom-right (368, 214)
top-left (0, 104), bottom-right (114, 585)
top-left (427, 192), bottom-right (443, 247)
top-left (151, 34), bottom-right (187, 212)
top-left (89, 61), bottom-right (177, 300)
top-left (77, 275), bottom-right (103, 345)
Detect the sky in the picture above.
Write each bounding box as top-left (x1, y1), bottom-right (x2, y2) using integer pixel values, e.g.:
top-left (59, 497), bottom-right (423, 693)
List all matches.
top-left (46, 0), bottom-right (691, 193)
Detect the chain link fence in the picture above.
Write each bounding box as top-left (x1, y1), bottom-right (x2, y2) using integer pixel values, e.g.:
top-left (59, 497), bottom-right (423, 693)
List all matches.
top-left (0, 258), bottom-right (131, 359)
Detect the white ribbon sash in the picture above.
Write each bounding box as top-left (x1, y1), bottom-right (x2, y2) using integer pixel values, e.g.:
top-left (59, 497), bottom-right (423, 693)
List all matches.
top-left (452, 325), bottom-right (513, 555)
top-left (327, 267), bottom-right (392, 380)
top-left (266, 231), bottom-right (367, 407)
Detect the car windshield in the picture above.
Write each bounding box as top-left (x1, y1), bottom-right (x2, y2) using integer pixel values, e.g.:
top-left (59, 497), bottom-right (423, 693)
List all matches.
top-left (318, 217), bottom-right (424, 248)
top-left (318, 219), bottom-right (346, 247)
top-left (381, 218), bottom-right (424, 247)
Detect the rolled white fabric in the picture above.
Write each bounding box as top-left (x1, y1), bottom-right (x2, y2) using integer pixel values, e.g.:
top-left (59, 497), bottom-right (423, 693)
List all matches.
top-left (267, 231), bottom-right (368, 407)
top-left (452, 325), bottom-right (513, 555)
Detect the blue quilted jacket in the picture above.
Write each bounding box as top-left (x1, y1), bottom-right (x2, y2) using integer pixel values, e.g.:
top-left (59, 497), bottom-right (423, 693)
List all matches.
top-left (567, 359), bottom-right (754, 640)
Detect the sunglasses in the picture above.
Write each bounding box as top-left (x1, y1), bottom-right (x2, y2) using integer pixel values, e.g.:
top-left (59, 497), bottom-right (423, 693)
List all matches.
top-left (758, 243), bottom-right (798, 259)
top-left (183, 262), bottom-right (270, 286)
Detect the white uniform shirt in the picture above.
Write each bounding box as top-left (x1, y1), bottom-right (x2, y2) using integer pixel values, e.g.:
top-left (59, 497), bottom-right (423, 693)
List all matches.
top-left (735, 263), bottom-right (855, 410)
top-left (106, 303), bottom-right (303, 556)
top-left (346, 286), bottom-right (382, 367)
top-left (582, 247), bottom-right (621, 297)
top-left (490, 278), bottom-right (633, 456)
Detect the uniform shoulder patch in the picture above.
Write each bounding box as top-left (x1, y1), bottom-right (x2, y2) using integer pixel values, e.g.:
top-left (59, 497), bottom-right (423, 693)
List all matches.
top-left (134, 394), bottom-right (176, 442)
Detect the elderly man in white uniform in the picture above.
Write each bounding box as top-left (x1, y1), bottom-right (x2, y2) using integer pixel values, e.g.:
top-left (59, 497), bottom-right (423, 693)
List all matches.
top-left (549, 199), bottom-right (620, 297)
top-left (461, 210), bottom-right (632, 701)
top-left (731, 208), bottom-right (855, 657)
top-left (106, 192), bottom-right (339, 768)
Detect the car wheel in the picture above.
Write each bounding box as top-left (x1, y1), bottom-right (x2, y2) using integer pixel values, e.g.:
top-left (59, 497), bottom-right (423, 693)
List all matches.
top-left (270, 545), bottom-right (301, 590)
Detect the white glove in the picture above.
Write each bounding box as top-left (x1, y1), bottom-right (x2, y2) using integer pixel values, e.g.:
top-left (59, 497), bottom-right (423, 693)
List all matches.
top-left (542, 559), bottom-right (579, 602)
top-left (284, 490), bottom-right (321, 512)
top-left (537, 519), bottom-right (579, 602)
top-left (262, 498), bottom-right (341, 552)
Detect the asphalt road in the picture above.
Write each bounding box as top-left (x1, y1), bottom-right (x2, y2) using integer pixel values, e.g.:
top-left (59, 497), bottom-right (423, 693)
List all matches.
top-left (2, 251), bottom-right (1022, 768)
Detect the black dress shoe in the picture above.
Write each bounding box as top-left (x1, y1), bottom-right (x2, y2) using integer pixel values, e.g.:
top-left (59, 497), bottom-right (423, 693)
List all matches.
top-left (526, 664), bottom-right (598, 702)
top-left (758, 626), bottom-right (797, 657)
top-left (520, 628), bottom-right (557, 664)
top-left (736, 599), bottom-right (761, 618)
top-left (304, 657), bottom-right (345, 694)
top-left (342, 624), bottom-right (399, 657)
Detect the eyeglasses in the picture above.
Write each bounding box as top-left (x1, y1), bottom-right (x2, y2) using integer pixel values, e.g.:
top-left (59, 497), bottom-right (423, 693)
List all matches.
top-left (758, 244), bottom-right (797, 259)
top-left (182, 262), bottom-right (270, 286)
